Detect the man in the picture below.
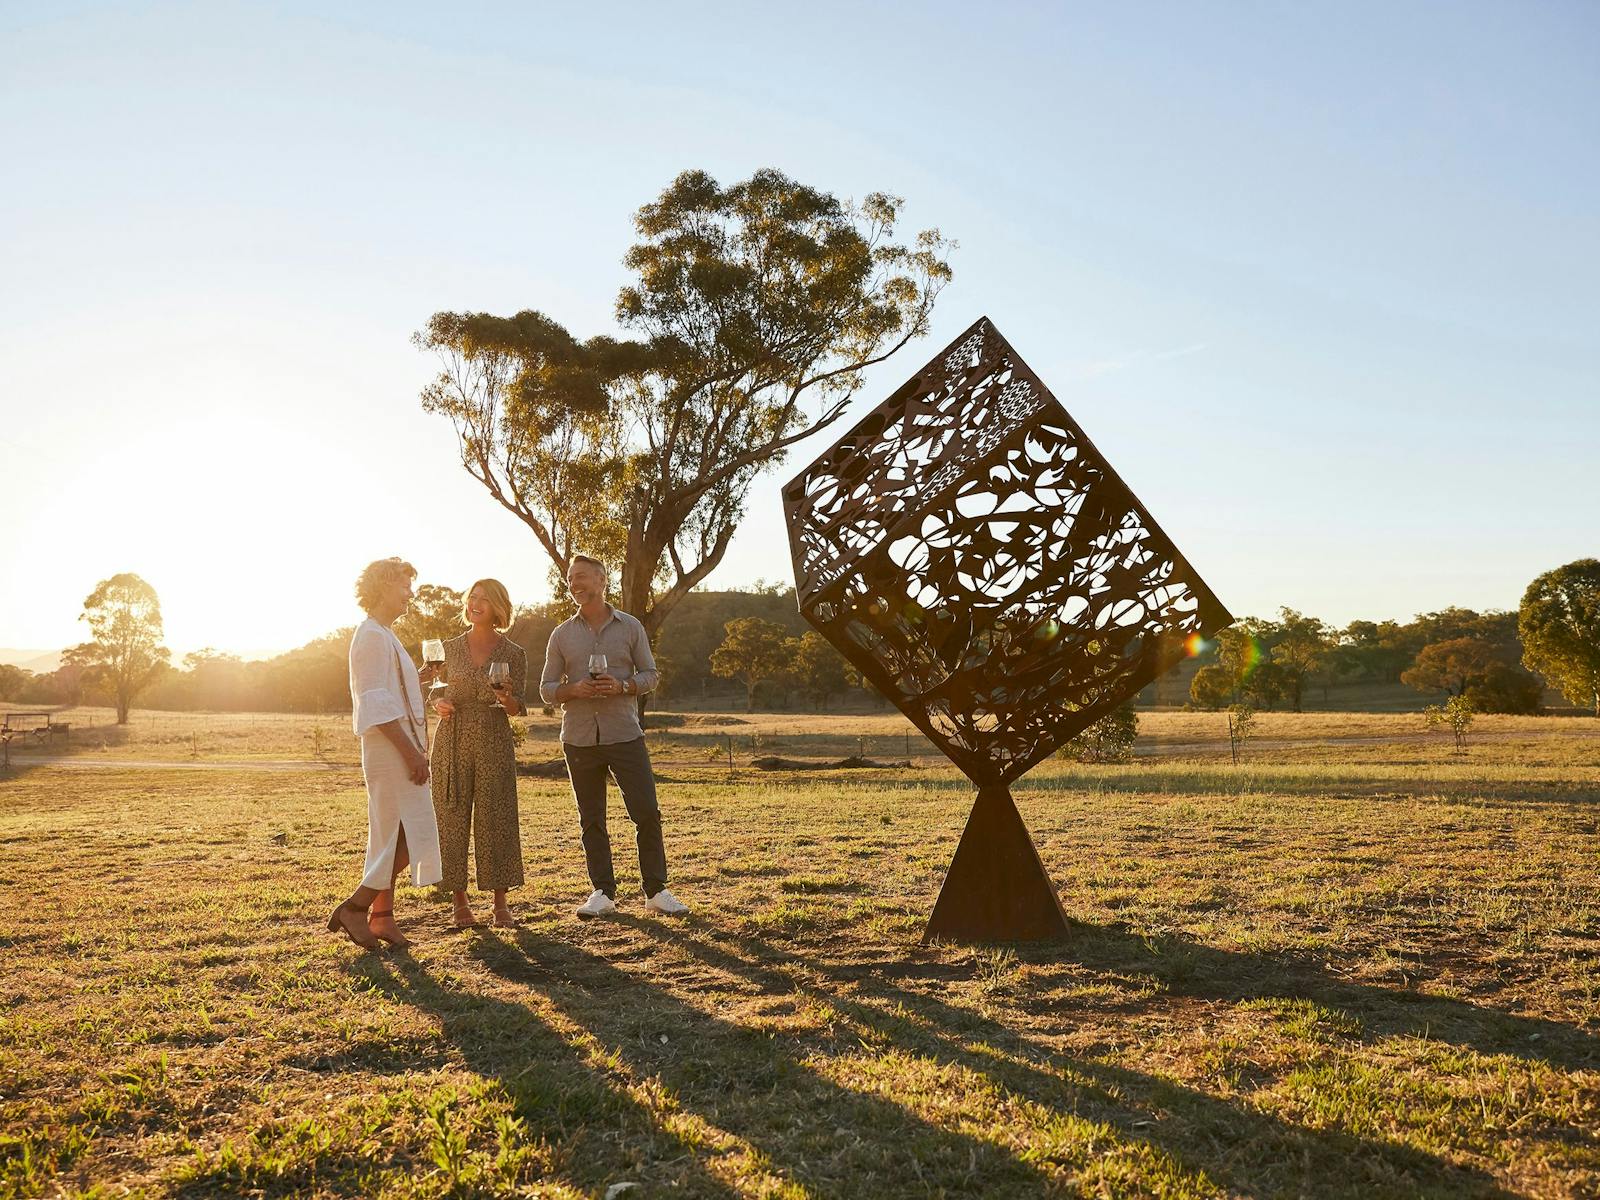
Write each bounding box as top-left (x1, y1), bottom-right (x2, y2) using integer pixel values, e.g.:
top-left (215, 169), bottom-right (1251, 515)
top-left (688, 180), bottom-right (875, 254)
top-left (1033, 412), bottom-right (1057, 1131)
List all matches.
top-left (541, 554), bottom-right (689, 919)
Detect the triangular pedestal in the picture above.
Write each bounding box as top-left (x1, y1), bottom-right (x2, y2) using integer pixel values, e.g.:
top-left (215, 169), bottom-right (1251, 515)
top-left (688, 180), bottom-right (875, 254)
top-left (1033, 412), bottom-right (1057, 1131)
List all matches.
top-left (923, 785), bottom-right (1070, 943)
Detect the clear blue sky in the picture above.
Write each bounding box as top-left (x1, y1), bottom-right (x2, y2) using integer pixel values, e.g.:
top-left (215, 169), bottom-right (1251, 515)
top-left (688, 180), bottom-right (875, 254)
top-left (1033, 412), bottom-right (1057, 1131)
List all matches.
top-left (2, 1), bottom-right (1595, 656)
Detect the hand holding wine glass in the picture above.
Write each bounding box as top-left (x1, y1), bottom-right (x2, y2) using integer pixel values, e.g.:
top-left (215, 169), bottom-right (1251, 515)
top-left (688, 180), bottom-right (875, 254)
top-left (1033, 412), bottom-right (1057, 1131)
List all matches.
top-left (422, 639), bottom-right (446, 690)
top-left (586, 653), bottom-right (613, 697)
top-left (486, 661), bottom-right (511, 709)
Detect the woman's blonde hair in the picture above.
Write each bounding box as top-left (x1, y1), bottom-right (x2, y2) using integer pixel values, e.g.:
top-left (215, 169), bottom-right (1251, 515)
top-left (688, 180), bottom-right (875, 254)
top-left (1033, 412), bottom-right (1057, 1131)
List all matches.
top-left (463, 578), bottom-right (513, 630)
top-left (355, 557), bottom-right (416, 613)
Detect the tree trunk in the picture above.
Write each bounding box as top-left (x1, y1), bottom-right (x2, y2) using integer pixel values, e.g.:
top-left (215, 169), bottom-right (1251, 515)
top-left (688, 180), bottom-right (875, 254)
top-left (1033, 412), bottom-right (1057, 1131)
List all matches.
top-left (622, 574), bottom-right (657, 640)
top-left (746, 679), bottom-right (756, 713)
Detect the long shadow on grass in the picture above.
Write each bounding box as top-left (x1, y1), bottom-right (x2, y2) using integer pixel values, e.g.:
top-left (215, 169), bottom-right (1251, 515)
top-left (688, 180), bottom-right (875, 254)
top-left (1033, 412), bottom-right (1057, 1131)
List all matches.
top-left (612, 920), bottom-right (1521, 1200)
top-left (1055, 922), bottom-right (1600, 1074)
top-left (342, 952), bottom-right (746, 1198)
top-left (468, 929), bottom-right (1060, 1198)
top-left (1026, 771), bottom-right (1599, 806)
top-left (746, 766), bottom-right (1597, 808)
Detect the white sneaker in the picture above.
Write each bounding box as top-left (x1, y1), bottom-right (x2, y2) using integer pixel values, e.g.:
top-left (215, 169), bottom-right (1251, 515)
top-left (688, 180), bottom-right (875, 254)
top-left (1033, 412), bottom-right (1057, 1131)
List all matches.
top-left (645, 888), bottom-right (689, 916)
top-left (576, 889), bottom-right (617, 920)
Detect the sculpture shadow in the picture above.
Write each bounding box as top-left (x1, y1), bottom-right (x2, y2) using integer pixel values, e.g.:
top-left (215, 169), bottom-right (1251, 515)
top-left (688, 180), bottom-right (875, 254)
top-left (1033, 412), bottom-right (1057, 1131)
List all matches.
top-left (1054, 920), bottom-right (1600, 1074)
top-left (603, 916), bottom-right (1550, 1199)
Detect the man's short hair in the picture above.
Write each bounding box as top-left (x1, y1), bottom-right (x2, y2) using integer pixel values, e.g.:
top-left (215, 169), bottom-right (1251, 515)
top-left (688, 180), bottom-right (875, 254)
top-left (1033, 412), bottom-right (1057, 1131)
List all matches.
top-left (571, 554), bottom-right (607, 581)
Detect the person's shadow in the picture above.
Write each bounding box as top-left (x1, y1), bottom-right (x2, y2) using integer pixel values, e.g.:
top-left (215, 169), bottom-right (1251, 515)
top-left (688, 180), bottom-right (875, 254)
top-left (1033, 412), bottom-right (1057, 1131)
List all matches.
top-left (343, 950), bottom-right (747, 1198)
top-left (348, 937), bottom-right (1059, 1196)
top-left (452, 931), bottom-right (1065, 1195)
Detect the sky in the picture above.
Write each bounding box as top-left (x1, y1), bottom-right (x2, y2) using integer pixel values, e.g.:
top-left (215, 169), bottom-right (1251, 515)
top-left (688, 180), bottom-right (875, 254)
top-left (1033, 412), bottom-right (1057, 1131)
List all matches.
top-left (2, 1), bottom-right (1595, 661)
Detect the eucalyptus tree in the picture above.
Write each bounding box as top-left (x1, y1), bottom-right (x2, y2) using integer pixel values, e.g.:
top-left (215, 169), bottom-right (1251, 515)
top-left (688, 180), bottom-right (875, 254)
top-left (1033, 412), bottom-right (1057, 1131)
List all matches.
top-left (64, 572), bottom-right (170, 723)
top-left (417, 167), bottom-right (953, 639)
top-left (1520, 559), bottom-right (1600, 715)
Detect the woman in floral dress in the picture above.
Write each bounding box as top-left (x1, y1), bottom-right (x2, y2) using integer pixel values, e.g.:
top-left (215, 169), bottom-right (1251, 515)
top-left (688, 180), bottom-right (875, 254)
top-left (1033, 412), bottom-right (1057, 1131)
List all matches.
top-left (430, 579), bottom-right (526, 928)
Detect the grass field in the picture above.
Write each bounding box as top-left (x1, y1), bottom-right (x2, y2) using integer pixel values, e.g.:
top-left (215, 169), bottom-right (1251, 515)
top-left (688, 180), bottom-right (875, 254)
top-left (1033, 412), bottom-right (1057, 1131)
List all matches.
top-left (2, 709), bottom-right (1598, 1197)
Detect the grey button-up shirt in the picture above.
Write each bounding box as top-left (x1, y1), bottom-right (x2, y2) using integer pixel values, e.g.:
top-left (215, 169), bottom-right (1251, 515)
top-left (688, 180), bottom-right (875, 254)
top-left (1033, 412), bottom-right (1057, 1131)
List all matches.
top-left (540, 606), bottom-right (660, 746)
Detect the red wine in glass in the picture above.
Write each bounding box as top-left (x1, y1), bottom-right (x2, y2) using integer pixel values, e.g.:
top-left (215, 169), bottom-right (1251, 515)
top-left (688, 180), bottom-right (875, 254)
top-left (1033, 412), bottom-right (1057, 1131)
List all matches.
top-left (486, 661), bottom-right (511, 708)
top-left (423, 639), bottom-right (446, 690)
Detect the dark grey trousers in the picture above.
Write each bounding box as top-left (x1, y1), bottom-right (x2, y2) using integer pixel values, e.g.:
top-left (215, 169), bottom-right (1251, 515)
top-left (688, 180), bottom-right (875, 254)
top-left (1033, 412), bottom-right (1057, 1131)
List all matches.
top-left (562, 737), bottom-right (667, 899)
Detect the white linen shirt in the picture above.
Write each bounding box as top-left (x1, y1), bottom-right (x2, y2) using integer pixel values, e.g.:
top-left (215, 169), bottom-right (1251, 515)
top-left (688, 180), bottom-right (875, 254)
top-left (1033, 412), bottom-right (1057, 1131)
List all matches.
top-left (349, 618), bottom-right (426, 747)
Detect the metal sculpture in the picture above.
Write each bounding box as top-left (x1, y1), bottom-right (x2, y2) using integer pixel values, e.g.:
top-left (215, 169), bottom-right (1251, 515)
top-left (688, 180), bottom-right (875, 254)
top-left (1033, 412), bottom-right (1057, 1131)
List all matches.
top-left (783, 317), bottom-right (1232, 941)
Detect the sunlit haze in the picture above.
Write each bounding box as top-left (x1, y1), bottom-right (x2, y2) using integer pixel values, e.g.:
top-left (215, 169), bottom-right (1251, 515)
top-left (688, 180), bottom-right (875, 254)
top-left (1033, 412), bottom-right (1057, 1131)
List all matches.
top-left (3, 2), bottom-right (1595, 662)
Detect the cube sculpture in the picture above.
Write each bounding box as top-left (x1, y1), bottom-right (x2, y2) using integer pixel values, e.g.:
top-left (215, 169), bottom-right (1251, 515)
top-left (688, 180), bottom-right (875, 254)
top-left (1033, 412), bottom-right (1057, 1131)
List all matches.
top-left (783, 317), bottom-right (1232, 942)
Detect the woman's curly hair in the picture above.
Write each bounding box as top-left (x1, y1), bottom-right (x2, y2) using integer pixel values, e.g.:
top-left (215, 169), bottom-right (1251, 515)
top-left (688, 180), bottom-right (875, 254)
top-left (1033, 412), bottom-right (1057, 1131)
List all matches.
top-left (355, 557), bottom-right (416, 613)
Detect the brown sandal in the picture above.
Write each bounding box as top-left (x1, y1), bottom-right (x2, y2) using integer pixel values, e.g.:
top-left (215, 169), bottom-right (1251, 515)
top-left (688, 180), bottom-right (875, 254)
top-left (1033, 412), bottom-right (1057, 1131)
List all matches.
top-left (327, 901), bottom-right (381, 949)
top-left (367, 907), bottom-right (410, 948)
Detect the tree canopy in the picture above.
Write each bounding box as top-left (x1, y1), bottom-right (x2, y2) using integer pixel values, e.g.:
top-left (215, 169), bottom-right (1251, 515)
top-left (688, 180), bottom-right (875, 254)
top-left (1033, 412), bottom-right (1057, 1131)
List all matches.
top-left (65, 573), bottom-right (170, 724)
top-left (1519, 558), bottom-right (1600, 716)
top-left (710, 617), bottom-right (796, 712)
top-left (1401, 637), bottom-right (1500, 697)
top-left (1399, 637), bottom-right (1542, 714)
top-left (417, 167), bottom-right (953, 640)
top-left (393, 584), bottom-right (468, 656)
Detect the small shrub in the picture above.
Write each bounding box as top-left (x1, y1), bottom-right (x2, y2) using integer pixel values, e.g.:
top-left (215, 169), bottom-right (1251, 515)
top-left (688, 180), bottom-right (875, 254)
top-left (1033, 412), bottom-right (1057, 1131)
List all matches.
top-left (1227, 703), bottom-right (1256, 764)
top-left (1424, 695), bottom-right (1474, 754)
top-left (1056, 702), bottom-right (1138, 763)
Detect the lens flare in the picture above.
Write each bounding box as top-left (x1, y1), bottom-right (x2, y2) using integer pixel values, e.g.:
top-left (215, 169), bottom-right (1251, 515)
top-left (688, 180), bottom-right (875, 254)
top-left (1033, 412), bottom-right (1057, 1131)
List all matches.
top-left (1184, 632), bottom-right (1209, 657)
top-left (1240, 636), bottom-right (1262, 677)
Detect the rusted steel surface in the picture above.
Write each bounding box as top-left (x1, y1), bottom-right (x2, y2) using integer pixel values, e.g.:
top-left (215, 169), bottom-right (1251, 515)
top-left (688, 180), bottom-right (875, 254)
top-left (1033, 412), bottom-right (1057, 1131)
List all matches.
top-left (784, 316), bottom-right (1233, 940)
top-left (923, 784), bottom-right (1072, 942)
top-left (784, 316), bottom-right (1231, 786)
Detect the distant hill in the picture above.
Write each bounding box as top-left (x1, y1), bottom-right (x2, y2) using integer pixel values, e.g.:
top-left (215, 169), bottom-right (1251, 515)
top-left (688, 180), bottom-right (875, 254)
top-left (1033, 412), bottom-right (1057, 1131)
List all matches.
top-left (0, 648), bottom-right (61, 673)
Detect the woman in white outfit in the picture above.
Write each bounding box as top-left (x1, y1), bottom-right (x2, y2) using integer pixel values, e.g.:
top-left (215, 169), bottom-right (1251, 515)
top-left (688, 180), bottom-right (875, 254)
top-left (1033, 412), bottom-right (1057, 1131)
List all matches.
top-left (327, 557), bottom-right (444, 949)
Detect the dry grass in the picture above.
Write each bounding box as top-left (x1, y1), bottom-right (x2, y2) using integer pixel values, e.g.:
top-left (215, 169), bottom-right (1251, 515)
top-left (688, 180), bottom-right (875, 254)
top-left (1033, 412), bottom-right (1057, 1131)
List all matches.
top-left (1, 711), bottom-right (1598, 1197)
top-left (6, 702), bottom-right (1598, 771)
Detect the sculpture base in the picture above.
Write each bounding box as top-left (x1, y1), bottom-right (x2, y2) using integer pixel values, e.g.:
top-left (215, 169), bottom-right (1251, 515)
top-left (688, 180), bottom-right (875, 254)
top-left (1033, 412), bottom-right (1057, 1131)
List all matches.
top-left (923, 785), bottom-right (1070, 943)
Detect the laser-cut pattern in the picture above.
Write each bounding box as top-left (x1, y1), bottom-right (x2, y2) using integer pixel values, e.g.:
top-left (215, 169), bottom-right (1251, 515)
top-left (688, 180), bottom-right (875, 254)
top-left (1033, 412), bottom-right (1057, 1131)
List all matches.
top-left (784, 317), bottom-right (1232, 788)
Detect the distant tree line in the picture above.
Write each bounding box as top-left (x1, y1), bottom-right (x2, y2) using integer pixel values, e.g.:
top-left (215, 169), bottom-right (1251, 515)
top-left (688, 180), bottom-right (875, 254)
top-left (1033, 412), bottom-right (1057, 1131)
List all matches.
top-left (6, 560), bottom-right (1597, 718)
top-left (0, 578), bottom-right (874, 716)
top-left (1186, 560), bottom-right (1600, 715)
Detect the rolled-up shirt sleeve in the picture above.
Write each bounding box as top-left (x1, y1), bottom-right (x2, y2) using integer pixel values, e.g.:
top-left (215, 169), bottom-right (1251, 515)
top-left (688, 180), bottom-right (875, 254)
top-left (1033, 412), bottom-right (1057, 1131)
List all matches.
top-left (539, 630), bottom-right (565, 706)
top-left (350, 626), bottom-right (404, 735)
top-left (630, 620), bottom-right (659, 695)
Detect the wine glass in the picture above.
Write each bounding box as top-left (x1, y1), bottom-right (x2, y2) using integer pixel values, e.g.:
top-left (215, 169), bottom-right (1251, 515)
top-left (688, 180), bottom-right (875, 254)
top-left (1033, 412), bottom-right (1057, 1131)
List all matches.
top-left (587, 653), bottom-right (608, 684)
top-left (422, 639), bottom-right (446, 691)
top-left (486, 661), bottom-right (511, 709)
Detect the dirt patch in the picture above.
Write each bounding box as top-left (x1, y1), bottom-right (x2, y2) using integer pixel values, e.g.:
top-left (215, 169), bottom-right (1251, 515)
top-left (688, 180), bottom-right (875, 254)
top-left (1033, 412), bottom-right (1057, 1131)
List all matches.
top-left (748, 754), bottom-right (911, 771)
